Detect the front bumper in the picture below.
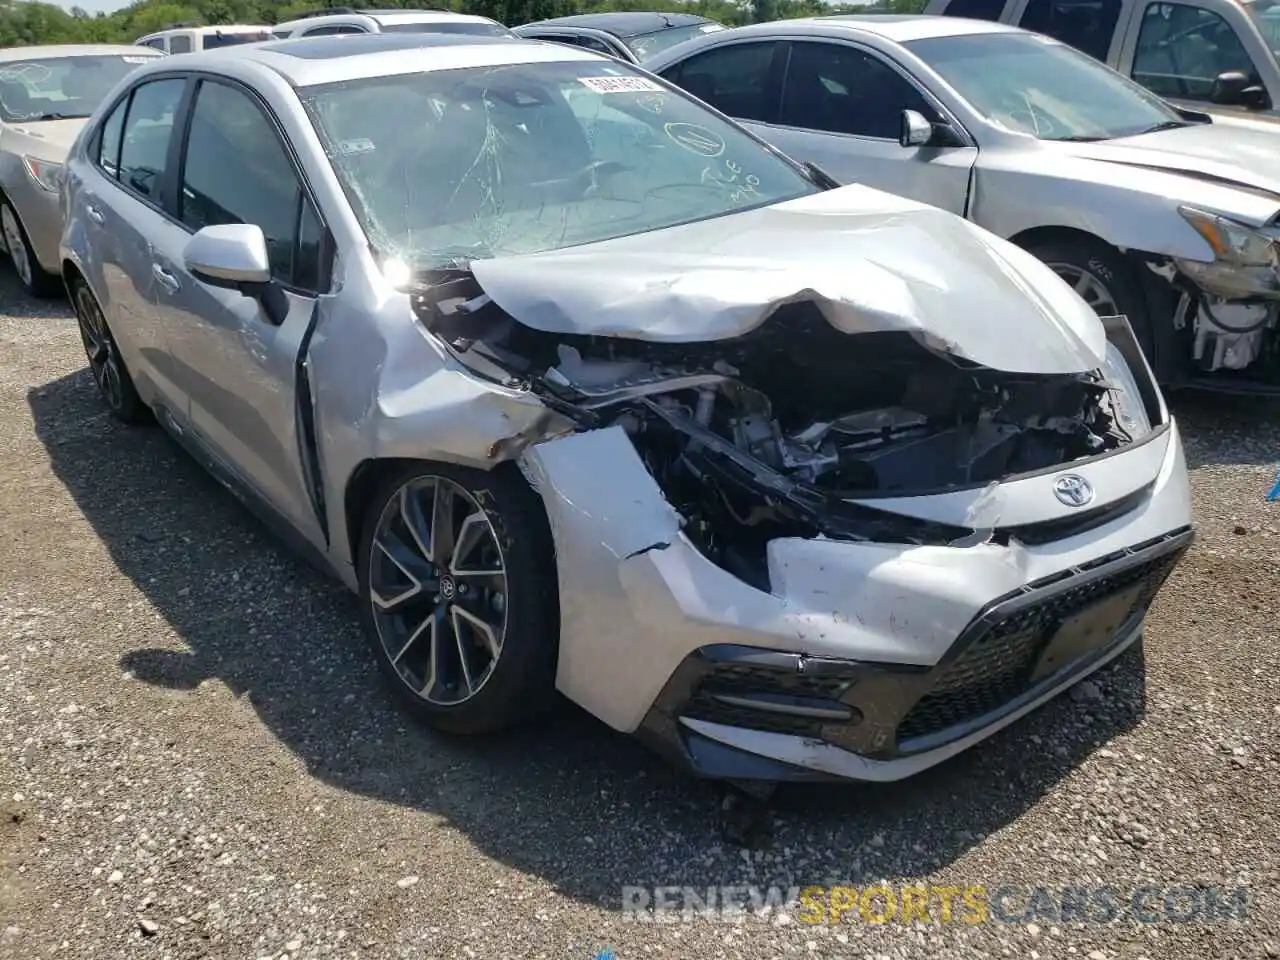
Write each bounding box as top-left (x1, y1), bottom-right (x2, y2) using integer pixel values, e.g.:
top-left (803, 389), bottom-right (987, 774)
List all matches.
top-left (521, 410), bottom-right (1193, 784)
top-left (638, 526), bottom-right (1189, 782)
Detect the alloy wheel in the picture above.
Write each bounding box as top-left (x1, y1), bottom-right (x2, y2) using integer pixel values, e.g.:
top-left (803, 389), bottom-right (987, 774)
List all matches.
top-left (368, 476), bottom-right (509, 706)
top-left (74, 284), bottom-right (124, 410)
top-left (1047, 261), bottom-right (1120, 316)
top-left (1, 205), bottom-right (32, 289)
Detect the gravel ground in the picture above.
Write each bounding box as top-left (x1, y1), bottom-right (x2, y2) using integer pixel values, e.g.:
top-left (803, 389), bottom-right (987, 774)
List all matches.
top-left (1, 271), bottom-right (1278, 960)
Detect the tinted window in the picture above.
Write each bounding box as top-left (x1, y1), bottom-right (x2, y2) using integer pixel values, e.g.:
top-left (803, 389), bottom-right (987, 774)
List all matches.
top-left (0, 54), bottom-right (162, 123)
top-left (141, 38), bottom-right (166, 49)
top-left (118, 78), bottom-right (184, 201)
top-left (541, 33), bottom-right (616, 55)
top-left (169, 35), bottom-right (192, 54)
top-left (181, 80), bottom-right (322, 289)
top-left (1133, 1), bottom-right (1258, 99)
top-left (939, 0), bottom-right (1008, 19)
top-left (303, 25), bottom-right (365, 35)
top-left (663, 41), bottom-right (778, 121)
top-left (625, 22), bottom-right (725, 61)
top-left (96, 96), bottom-right (126, 179)
top-left (1019, 0), bottom-right (1122, 61)
top-left (204, 30), bottom-right (272, 47)
top-left (780, 42), bottom-right (937, 138)
top-left (378, 21), bottom-right (512, 36)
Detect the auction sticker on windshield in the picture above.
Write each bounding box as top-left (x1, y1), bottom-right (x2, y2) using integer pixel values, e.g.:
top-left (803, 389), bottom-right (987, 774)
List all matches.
top-left (579, 76), bottom-right (663, 94)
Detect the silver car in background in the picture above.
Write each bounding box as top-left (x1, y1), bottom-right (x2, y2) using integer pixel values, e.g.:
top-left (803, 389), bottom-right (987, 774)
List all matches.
top-left (0, 44), bottom-right (164, 296)
top-left (646, 16), bottom-right (1280, 394)
top-left (60, 34), bottom-right (1191, 787)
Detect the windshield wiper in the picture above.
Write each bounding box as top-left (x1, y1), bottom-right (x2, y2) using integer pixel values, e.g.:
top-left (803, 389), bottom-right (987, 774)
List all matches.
top-left (1131, 120), bottom-right (1191, 135)
top-left (27, 112), bottom-right (88, 122)
top-left (1052, 134), bottom-right (1110, 142)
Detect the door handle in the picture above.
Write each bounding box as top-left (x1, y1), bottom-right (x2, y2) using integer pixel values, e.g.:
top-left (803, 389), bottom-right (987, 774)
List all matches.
top-left (151, 263), bottom-right (179, 292)
top-left (85, 204), bottom-right (104, 224)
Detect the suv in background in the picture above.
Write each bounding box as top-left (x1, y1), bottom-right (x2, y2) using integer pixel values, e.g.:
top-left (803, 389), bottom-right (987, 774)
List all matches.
top-left (925, 0), bottom-right (1280, 120)
top-left (135, 23), bottom-right (273, 54)
top-left (270, 7), bottom-right (513, 38)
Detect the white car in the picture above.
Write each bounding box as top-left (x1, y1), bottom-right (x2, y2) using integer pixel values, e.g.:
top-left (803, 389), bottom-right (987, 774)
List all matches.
top-left (135, 24), bottom-right (273, 54)
top-left (269, 7), bottom-right (513, 39)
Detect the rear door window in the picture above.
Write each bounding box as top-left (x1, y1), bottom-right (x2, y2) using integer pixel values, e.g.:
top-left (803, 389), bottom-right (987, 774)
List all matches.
top-left (116, 77), bottom-right (185, 202)
top-left (168, 35), bottom-right (192, 54)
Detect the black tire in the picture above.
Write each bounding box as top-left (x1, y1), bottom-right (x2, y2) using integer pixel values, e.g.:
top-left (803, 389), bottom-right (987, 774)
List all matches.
top-left (1, 202), bottom-right (62, 299)
top-left (1025, 236), bottom-right (1157, 363)
top-left (356, 461), bottom-right (560, 735)
top-left (68, 274), bottom-right (149, 424)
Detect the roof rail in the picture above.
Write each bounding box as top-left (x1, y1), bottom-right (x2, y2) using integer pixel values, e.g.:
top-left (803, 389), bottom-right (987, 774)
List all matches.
top-left (291, 6), bottom-right (360, 19)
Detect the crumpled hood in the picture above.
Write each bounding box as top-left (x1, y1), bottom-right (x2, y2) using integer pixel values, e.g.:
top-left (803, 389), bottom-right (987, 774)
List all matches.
top-left (469, 184), bottom-right (1106, 375)
top-left (1058, 122), bottom-right (1280, 199)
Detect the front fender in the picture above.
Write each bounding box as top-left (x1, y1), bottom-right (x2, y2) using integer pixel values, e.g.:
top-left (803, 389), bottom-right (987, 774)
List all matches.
top-left (969, 150), bottom-right (1280, 260)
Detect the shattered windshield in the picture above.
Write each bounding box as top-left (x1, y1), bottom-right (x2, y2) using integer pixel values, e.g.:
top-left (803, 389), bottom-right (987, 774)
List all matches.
top-left (300, 59), bottom-right (814, 270)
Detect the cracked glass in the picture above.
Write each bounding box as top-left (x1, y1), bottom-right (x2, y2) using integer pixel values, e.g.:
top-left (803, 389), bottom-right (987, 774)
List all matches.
top-left (300, 59), bottom-right (816, 271)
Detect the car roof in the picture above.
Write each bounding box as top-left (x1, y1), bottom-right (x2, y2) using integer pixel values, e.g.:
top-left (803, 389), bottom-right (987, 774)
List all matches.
top-left (140, 32), bottom-right (598, 87)
top-left (723, 14), bottom-right (1025, 43)
top-left (276, 9), bottom-right (497, 27)
top-left (521, 11), bottom-right (714, 37)
top-left (0, 43), bottom-right (165, 61)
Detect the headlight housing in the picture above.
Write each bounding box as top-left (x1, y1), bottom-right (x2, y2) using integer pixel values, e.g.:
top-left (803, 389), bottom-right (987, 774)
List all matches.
top-left (1177, 205), bottom-right (1280, 298)
top-left (1099, 339), bottom-right (1152, 438)
top-left (1180, 205), bottom-right (1277, 267)
top-left (22, 156), bottom-right (63, 194)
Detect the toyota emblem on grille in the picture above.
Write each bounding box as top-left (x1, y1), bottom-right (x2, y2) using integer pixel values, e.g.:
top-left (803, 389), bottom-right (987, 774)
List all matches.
top-left (1053, 474), bottom-right (1094, 508)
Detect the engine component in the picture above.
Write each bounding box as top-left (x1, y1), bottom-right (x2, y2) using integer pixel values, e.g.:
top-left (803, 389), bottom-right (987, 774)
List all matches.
top-left (1190, 295), bottom-right (1275, 372)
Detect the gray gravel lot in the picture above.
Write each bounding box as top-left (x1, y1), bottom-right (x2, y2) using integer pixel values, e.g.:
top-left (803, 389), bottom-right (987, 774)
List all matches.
top-left (1, 272), bottom-right (1278, 960)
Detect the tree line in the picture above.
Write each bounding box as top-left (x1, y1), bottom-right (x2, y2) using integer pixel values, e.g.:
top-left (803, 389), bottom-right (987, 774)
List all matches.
top-left (0, 0), bottom-right (924, 48)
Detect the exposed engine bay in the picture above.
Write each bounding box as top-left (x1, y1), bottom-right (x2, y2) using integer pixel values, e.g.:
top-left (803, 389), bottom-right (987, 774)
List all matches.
top-left (413, 272), bottom-right (1142, 582)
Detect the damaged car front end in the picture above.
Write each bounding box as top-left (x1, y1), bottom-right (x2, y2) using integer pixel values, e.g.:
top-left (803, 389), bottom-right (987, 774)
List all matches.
top-left (402, 187), bottom-right (1193, 784)
top-left (62, 39), bottom-right (1192, 792)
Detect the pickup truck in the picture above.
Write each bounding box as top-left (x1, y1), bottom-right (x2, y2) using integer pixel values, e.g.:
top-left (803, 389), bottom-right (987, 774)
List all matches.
top-left (923, 0), bottom-right (1280, 120)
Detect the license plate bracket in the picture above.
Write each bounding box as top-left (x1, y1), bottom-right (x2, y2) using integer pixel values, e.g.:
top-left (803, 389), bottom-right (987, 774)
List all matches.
top-left (1030, 584), bottom-right (1145, 683)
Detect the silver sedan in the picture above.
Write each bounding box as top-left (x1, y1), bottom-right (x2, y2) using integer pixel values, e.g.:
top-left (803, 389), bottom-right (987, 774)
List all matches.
top-left (60, 33), bottom-right (1191, 789)
top-left (0, 44), bottom-right (163, 296)
top-left (646, 16), bottom-right (1280, 393)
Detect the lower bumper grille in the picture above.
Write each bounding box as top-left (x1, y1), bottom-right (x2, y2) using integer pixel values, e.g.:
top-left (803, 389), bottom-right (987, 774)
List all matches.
top-left (895, 537), bottom-right (1186, 744)
top-left (639, 527), bottom-right (1192, 780)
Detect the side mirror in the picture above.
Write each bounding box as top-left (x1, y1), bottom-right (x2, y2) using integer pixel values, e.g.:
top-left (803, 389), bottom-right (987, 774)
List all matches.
top-left (183, 223), bottom-right (288, 325)
top-left (184, 223), bottom-right (270, 287)
top-left (1210, 70), bottom-right (1269, 108)
top-left (900, 108), bottom-right (934, 147)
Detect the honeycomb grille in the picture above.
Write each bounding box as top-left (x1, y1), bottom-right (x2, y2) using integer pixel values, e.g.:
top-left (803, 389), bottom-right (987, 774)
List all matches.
top-left (896, 547), bottom-right (1184, 744)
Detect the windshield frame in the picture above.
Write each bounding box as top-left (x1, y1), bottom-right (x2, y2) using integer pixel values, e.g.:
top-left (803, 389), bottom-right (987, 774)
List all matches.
top-left (905, 31), bottom-right (1187, 142)
top-left (298, 59), bottom-right (823, 271)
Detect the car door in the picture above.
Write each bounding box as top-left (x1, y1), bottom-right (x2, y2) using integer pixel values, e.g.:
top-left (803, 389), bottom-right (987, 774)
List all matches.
top-left (147, 76), bottom-right (331, 545)
top-left (767, 40), bottom-right (976, 215)
top-left (1117, 0), bottom-right (1277, 112)
top-left (80, 75), bottom-right (190, 419)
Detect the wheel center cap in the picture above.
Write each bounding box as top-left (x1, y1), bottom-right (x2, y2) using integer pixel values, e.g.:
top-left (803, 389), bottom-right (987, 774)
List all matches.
top-left (438, 576), bottom-right (456, 601)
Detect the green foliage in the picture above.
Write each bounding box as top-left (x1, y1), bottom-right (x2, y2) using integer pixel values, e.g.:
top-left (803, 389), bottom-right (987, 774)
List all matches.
top-left (0, 0), bottom-right (918, 46)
